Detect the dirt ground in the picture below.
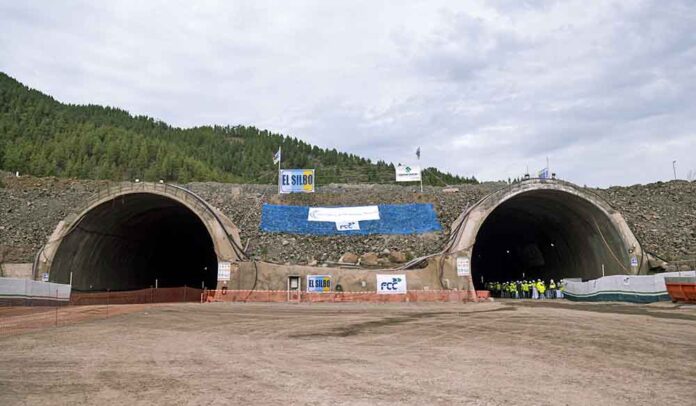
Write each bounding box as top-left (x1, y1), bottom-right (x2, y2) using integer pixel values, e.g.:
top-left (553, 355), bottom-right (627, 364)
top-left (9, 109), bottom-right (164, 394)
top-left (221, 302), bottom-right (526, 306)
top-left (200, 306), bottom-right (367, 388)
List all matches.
top-left (1, 300), bottom-right (695, 405)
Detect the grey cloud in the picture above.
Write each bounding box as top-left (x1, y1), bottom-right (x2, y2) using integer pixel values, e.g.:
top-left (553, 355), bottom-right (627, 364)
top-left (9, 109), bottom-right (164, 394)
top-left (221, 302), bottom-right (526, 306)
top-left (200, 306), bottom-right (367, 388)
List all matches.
top-left (0, 0), bottom-right (694, 186)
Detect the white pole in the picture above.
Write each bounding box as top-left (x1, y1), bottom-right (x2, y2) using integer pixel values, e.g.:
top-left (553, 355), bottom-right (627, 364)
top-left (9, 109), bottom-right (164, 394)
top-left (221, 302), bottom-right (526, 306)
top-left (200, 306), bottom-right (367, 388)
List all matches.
top-left (602, 264), bottom-right (605, 277)
top-left (418, 148), bottom-right (423, 193)
top-left (155, 278), bottom-right (158, 289)
top-left (277, 146), bottom-right (282, 194)
top-left (69, 272), bottom-right (73, 286)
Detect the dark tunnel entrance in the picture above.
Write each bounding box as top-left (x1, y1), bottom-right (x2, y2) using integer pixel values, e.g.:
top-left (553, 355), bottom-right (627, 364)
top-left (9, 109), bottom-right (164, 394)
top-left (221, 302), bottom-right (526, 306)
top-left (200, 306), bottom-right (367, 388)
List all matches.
top-left (471, 190), bottom-right (631, 289)
top-left (49, 193), bottom-right (219, 291)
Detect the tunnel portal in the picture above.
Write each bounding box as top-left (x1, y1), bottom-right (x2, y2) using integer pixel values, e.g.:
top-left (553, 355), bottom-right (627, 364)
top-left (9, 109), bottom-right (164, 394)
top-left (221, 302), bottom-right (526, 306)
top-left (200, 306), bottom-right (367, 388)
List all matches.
top-left (471, 189), bottom-right (632, 288)
top-left (48, 193), bottom-right (219, 291)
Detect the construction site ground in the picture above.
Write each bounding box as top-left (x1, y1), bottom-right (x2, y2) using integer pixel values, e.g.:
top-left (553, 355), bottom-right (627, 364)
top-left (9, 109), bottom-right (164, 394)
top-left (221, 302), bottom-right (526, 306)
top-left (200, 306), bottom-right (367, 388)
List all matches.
top-left (1, 300), bottom-right (695, 405)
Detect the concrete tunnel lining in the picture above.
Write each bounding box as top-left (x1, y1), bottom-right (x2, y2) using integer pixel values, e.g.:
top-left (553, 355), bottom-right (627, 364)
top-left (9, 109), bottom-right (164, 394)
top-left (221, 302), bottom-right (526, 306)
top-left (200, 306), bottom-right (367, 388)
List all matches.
top-left (40, 185), bottom-right (244, 292)
top-left (449, 180), bottom-right (644, 289)
top-left (48, 193), bottom-right (218, 291)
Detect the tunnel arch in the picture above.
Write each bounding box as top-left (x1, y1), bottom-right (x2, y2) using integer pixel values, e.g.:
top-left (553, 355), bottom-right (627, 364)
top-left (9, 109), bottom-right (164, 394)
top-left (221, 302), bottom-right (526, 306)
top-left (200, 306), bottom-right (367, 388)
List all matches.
top-left (36, 183), bottom-right (243, 291)
top-left (447, 179), bottom-right (646, 288)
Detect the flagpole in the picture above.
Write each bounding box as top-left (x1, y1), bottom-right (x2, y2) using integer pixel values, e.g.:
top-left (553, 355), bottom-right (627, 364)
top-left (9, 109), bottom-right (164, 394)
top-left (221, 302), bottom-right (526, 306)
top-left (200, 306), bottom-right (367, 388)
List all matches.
top-left (418, 147), bottom-right (423, 193)
top-left (277, 146), bottom-right (281, 195)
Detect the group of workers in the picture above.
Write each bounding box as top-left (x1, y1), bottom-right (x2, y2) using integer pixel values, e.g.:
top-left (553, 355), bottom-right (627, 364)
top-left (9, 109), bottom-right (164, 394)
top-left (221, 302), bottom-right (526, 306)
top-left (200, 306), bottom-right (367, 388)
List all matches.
top-left (486, 279), bottom-right (565, 299)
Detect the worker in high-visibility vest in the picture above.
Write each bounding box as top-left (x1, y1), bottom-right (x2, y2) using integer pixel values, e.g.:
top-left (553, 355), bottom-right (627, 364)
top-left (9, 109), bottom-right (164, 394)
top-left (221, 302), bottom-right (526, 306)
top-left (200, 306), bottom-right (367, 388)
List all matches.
top-left (521, 280), bottom-right (530, 299)
top-left (548, 279), bottom-right (557, 299)
top-left (536, 279), bottom-right (546, 299)
top-left (558, 280), bottom-right (565, 299)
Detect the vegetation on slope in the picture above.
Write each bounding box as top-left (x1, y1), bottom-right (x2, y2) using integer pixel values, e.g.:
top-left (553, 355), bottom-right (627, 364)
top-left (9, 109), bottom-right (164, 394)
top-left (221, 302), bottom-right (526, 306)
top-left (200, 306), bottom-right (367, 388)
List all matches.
top-left (0, 73), bottom-right (476, 185)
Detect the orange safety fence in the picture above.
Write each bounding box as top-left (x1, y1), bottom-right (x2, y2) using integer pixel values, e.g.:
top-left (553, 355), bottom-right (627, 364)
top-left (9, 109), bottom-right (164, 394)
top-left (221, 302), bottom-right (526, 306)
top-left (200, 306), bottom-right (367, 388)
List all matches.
top-left (70, 287), bottom-right (203, 306)
top-left (201, 289), bottom-right (477, 304)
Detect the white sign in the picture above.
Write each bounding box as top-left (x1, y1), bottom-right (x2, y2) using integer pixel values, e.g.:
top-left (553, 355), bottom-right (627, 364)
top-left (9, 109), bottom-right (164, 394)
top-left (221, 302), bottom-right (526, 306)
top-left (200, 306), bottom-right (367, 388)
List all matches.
top-left (308, 205), bottom-right (379, 231)
top-left (395, 165), bottom-right (422, 182)
top-left (308, 206), bottom-right (380, 222)
top-left (630, 256), bottom-right (638, 267)
top-left (457, 256), bottom-right (471, 276)
top-left (42, 273), bottom-right (49, 282)
top-left (217, 261), bottom-right (231, 281)
top-left (377, 274), bottom-right (407, 294)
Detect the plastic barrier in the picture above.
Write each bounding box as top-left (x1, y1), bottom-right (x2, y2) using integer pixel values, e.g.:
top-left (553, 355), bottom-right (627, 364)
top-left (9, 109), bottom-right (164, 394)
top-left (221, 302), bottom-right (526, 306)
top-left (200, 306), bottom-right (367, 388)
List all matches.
top-left (70, 287), bottom-right (202, 305)
top-left (201, 289), bottom-right (475, 303)
top-left (0, 278), bottom-right (71, 306)
top-left (260, 203), bottom-right (442, 235)
top-left (564, 271), bottom-right (696, 303)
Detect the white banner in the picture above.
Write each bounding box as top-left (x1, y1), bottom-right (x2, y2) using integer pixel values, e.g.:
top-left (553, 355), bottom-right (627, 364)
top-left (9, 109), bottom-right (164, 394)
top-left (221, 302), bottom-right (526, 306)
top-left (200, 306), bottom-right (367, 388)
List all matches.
top-left (395, 165), bottom-right (422, 182)
top-left (307, 275), bottom-right (331, 293)
top-left (377, 274), bottom-right (407, 294)
top-left (308, 206), bottom-right (380, 222)
top-left (279, 169), bottom-right (315, 194)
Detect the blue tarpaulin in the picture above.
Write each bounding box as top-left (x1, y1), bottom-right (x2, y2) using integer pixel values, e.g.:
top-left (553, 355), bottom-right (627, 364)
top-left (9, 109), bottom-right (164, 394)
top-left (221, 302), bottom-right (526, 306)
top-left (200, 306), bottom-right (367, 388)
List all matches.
top-left (260, 203), bottom-right (442, 235)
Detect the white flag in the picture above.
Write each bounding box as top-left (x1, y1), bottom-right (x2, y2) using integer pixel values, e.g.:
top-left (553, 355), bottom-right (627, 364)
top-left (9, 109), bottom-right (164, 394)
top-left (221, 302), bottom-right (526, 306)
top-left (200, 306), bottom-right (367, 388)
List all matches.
top-left (273, 147), bottom-right (281, 164)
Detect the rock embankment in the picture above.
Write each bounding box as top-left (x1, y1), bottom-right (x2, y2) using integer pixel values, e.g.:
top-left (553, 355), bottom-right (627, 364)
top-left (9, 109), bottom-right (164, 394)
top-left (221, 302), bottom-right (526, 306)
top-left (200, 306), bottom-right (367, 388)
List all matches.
top-left (1, 172), bottom-right (694, 265)
top-left (596, 180), bottom-right (696, 261)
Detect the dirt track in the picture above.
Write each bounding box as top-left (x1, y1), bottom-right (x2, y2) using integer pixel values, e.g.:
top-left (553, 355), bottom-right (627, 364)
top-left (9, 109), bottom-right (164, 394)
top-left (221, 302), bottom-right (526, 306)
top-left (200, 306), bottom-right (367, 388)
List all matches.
top-left (1, 300), bottom-right (695, 405)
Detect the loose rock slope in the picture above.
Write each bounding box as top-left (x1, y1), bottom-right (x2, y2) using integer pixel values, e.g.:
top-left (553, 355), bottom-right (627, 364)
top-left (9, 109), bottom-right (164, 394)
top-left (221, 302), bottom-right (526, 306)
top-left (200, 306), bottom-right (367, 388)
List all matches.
top-left (1, 171), bottom-right (694, 266)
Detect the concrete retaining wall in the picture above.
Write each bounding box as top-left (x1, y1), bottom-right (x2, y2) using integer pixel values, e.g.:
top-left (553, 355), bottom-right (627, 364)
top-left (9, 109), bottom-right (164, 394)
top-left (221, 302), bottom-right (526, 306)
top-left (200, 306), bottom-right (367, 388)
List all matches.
top-left (219, 256), bottom-right (475, 295)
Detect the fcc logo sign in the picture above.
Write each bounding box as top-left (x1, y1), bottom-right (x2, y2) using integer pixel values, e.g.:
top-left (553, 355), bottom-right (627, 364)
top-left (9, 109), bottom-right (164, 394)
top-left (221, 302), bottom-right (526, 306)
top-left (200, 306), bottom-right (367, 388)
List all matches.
top-left (377, 274), bottom-right (407, 294)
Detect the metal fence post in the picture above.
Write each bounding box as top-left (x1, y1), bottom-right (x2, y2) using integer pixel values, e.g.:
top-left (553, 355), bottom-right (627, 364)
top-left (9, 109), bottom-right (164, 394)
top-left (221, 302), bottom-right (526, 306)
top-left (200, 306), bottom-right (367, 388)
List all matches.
top-left (55, 289), bottom-right (59, 327)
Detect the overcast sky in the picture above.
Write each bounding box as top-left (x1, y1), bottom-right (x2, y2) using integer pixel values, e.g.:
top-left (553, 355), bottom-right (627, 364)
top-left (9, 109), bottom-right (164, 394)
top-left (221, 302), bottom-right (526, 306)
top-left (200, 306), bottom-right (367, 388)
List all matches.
top-left (1, 1), bottom-right (695, 186)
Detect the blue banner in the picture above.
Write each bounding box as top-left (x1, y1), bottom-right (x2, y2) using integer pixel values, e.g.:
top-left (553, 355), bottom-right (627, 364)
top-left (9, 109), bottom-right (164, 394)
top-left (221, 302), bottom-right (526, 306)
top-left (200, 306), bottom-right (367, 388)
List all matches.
top-left (260, 203), bottom-right (442, 235)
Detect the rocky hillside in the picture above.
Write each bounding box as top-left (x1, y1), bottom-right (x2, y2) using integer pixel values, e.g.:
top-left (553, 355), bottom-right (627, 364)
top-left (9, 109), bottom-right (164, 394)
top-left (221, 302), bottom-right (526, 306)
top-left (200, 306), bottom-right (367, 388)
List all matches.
top-left (596, 181), bottom-right (696, 262)
top-left (1, 171), bottom-right (694, 267)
